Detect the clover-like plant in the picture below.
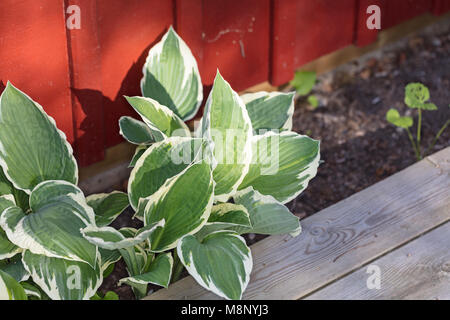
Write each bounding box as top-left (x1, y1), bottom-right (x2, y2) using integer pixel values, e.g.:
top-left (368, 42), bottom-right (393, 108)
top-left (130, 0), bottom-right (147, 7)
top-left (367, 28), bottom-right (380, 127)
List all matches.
top-left (386, 82), bottom-right (449, 160)
top-left (85, 26), bottom-right (320, 300)
top-left (0, 82), bottom-right (130, 300)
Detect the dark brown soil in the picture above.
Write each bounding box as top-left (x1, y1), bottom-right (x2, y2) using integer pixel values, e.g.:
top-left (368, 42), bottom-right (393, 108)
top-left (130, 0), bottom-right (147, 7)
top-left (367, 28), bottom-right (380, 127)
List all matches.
top-left (100, 20), bottom-right (450, 299)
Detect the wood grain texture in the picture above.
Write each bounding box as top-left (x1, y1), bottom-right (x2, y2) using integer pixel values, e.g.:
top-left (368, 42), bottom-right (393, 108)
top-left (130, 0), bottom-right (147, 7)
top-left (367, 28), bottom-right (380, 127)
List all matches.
top-left (306, 222), bottom-right (450, 300)
top-left (146, 147), bottom-right (450, 300)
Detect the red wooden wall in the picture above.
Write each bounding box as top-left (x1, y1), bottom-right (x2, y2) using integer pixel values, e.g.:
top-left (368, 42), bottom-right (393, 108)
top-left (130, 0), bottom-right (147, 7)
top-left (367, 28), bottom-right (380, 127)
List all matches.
top-left (0, 0), bottom-right (448, 167)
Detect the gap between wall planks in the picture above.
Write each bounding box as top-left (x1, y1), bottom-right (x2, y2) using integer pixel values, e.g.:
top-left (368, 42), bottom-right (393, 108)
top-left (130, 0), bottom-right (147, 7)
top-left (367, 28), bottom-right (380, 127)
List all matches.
top-left (146, 147), bottom-right (450, 300)
top-left (305, 222), bottom-right (450, 300)
top-left (78, 12), bottom-right (449, 191)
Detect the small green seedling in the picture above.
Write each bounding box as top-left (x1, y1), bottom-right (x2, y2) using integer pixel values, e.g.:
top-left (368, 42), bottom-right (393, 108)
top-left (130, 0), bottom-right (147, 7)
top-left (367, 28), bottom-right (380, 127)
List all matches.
top-left (290, 70), bottom-right (319, 109)
top-left (386, 82), bottom-right (449, 160)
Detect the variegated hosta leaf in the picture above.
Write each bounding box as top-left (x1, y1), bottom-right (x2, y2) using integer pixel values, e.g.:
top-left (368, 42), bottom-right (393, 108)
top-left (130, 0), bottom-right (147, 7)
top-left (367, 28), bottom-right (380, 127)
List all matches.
top-left (98, 248), bottom-right (121, 273)
top-left (141, 26), bottom-right (203, 121)
top-left (118, 245), bottom-right (149, 299)
top-left (119, 252), bottom-right (173, 289)
top-left (0, 269), bottom-right (27, 300)
top-left (125, 96), bottom-right (190, 141)
top-left (0, 195), bottom-right (20, 260)
top-left (145, 162), bottom-right (214, 252)
top-left (0, 181), bottom-right (98, 267)
top-left (128, 137), bottom-right (204, 212)
top-left (129, 145), bottom-right (148, 168)
top-left (196, 203), bottom-right (251, 239)
top-left (81, 220), bottom-right (165, 250)
top-left (0, 82), bottom-right (77, 194)
top-left (239, 131), bottom-right (320, 204)
top-left (0, 255), bottom-right (29, 282)
top-left (22, 251), bottom-right (102, 300)
top-left (0, 168), bottom-right (29, 211)
top-left (200, 72), bottom-right (253, 202)
top-left (119, 116), bottom-right (158, 145)
top-left (178, 231), bottom-right (252, 300)
top-left (20, 282), bottom-right (42, 299)
top-left (87, 191), bottom-right (129, 227)
top-left (241, 91), bottom-right (295, 132)
top-left (234, 187), bottom-right (301, 236)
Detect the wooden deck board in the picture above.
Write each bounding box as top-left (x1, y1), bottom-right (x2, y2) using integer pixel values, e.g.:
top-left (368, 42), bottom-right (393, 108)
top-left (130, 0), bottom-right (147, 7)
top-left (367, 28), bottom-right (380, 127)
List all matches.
top-left (306, 222), bottom-right (450, 300)
top-left (146, 147), bottom-right (450, 300)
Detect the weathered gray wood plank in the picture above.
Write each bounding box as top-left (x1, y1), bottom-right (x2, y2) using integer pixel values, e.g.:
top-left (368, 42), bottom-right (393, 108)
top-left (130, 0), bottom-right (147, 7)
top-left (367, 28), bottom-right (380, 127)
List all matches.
top-left (306, 222), bottom-right (450, 300)
top-left (146, 147), bottom-right (450, 300)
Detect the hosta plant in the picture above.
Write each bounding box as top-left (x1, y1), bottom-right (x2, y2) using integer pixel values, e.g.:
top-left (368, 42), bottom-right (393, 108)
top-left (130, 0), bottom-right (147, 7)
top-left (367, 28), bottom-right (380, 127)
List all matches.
top-left (0, 82), bottom-right (129, 300)
top-left (386, 82), bottom-right (449, 160)
top-left (101, 26), bottom-right (321, 300)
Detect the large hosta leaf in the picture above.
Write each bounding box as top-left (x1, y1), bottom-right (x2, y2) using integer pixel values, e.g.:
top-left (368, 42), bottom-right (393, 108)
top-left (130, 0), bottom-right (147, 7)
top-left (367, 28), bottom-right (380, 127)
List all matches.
top-left (125, 96), bottom-right (190, 141)
top-left (241, 91), bottom-right (295, 132)
top-left (119, 252), bottom-right (173, 289)
top-left (87, 191), bottom-right (129, 227)
top-left (239, 131), bottom-right (320, 203)
top-left (0, 82), bottom-right (77, 194)
top-left (178, 231), bottom-right (252, 300)
top-left (200, 72), bottom-right (253, 202)
top-left (141, 26), bottom-right (203, 120)
top-left (81, 220), bottom-right (165, 250)
top-left (128, 137), bottom-right (204, 212)
top-left (234, 187), bottom-right (301, 236)
top-left (22, 251), bottom-right (101, 300)
top-left (0, 195), bottom-right (20, 259)
top-left (0, 181), bottom-right (98, 267)
top-left (0, 269), bottom-right (27, 300)
top-left (145, 162), bottom-right (214, 252)
top-left (119, 116), bottom-right (158, 145)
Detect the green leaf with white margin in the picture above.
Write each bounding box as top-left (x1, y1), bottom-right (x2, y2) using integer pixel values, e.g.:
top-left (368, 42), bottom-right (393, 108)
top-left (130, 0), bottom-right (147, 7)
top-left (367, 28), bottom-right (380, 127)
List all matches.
top-left (0, 167), bottom-right (29, 211)
top-left (234, 187), bottom-right (301, 236)
top-left (87, 191), bottom-right (130, 227)
top-left (0, 269), bottom-right (27, 300)
top-left (128, 137), bottom-right (204, 212)
top-left (0, 255), bottom-right (29, 282)
top-left (386, 109), bottom-right (413, 129)
top-left (125, 96), bottom-right (191, 141)
top-left (0, 82), bottom-right (78, 194)
top-left (119, 116), bottom-right (158, 145)
top-left (0, 194), bottom-right (21, 260)
top-left (0, 180), bottom-right (98, 267)
top-left (119, 252), bottom-right (173, 289)
top-left (141, 26), bottom-right (203, 121)
top-left (20, 282), bottom-right (42, 299)
top-left (200, 72), bottom-right (253, 202)
top-left (241, 91), bottom-right (295, 132)
top-left (195, 203), bottom-right (251, 240)
top-left (178, 231), bottom-right (252, 300)
top-left (129, 145), bottom-right (148, 168)
top-left (145, 161), bottom-right (214, 252)
top-left (81, 219), bottom-right (165, 250)
top-left (22, 250), bottom-right (102, 300)
top-left (239, 131), bottom-right (320, 204)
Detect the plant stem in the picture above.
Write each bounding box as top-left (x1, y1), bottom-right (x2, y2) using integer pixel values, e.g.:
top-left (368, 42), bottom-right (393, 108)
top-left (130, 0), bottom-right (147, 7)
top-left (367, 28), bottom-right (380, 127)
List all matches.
top-left (406, 128), bottom-right (421, 161)
top-left (424, 119), bottom-right (450, 155)
top-left (171, 250), bottom-right (184, 284)
top-left (416, 109), bottom-right (422, 158)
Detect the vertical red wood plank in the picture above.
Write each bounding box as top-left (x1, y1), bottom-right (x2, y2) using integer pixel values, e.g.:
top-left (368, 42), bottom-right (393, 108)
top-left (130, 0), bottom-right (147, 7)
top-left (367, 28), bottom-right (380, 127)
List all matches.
top-left (355, 0), bottom-right (383, 47)
top-left (383, 0), bottom-right (433, 29)
top-left (65, 0), bottom-right (105, 166)
top-left (270, 0), bottom-right (297, 86)
top-left (95, 0), bottom-right (174, 148)
top-left (200, 0), bottom-right (271, 91)
top-left (271, 0), bottom-right (357, 85)
top-left (0, 0), bottom-right (74, 143)
top-left (432, 0), bottom-right (450, 15)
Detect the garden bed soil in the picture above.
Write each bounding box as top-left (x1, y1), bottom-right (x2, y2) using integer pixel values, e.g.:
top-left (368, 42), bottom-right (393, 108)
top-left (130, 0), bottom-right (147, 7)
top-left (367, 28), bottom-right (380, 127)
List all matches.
top-left (99, 19), bottom-right (450, 299)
